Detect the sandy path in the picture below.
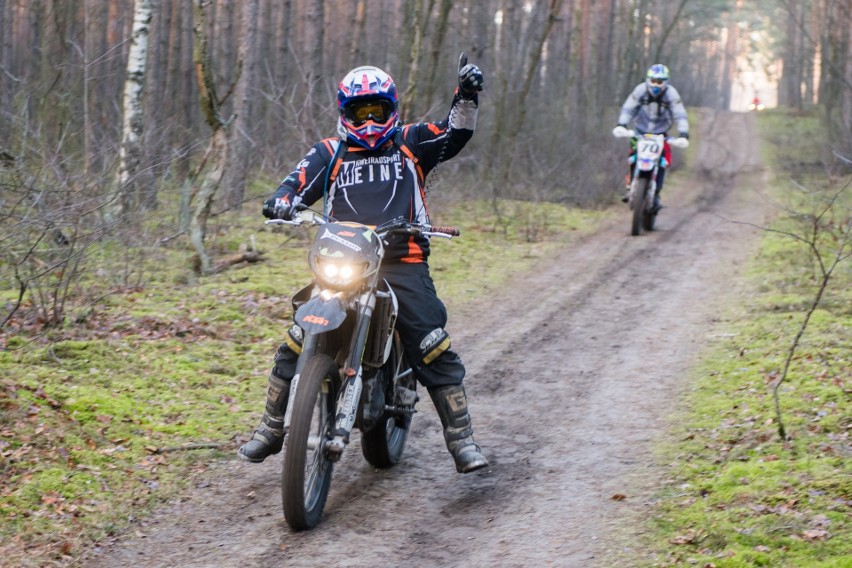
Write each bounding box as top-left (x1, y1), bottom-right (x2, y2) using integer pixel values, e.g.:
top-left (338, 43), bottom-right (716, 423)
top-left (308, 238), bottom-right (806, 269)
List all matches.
top-left (85, 109), bottom-right (768, 568)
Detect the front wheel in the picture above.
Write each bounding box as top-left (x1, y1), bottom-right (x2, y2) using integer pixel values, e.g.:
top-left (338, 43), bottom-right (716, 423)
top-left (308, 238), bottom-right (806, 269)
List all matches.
top-left (630, 177), bottom-right (650, 236)
top-left (642, 196), bottom-right (657, 231)
top-left (281, 354), bottom-right (338, 531)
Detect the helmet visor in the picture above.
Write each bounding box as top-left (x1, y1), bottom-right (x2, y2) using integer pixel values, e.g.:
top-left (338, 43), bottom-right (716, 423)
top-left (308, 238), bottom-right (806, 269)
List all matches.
top-left (342, 98), bottom-right (394, 125)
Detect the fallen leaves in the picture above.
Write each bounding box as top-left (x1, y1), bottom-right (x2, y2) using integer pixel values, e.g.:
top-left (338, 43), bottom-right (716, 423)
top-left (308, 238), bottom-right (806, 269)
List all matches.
top-left (670, 530), bottom-right (701, 545)
top-left (800, 528), bottom-right (830, 541)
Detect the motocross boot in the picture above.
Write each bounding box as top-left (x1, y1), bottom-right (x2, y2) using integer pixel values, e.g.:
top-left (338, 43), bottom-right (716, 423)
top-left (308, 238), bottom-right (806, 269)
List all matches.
top-left (429, 384), bottom-right (489, 474)
top-left (237, 373), bottom-right (289, 463)
top-left (622, 174), bottom-right (631, 203)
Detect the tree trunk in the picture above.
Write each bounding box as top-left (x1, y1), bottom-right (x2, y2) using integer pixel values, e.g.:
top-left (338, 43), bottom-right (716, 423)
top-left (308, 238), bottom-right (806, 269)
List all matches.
top-left (0, 0), bottom-right (10, 141)
top-left (422, 0), bottom-right (452, 114)
top-left (780, 1), bottom-right (803, 108)
top-left (720, 2), bottom-right (740, 110)
top-left (189, 0), bottom-right (232, 275)
top-left (400, 0), bottom-right (424, 122)
top-left (305, 0), bottom-right (325, 136)
top-left (349, 0), bottom-right (367, 65)
top-left (114, 0), bottom-right (153, 220)
top-left (223, 0), bottom-right (259, 210)
top-left (190, 128), bottom-right (228, 274)
top-left (492, 0), bottom-right (564, 188)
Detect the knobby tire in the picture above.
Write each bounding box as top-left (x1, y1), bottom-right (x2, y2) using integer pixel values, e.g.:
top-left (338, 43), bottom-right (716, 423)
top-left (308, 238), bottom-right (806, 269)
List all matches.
top-left (361, 337), bottom-right (413, 468)
top-left (642, 202), bottom-right (657, 232)
top-left (631, 177), bottom-right (650, 236)
top-left (281, 354), bottom-right (338, 531)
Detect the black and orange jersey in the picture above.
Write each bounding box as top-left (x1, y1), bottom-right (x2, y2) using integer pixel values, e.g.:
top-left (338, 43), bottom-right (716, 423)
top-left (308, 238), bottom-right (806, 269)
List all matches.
top-left (269, 93), bottom-right (478, 263)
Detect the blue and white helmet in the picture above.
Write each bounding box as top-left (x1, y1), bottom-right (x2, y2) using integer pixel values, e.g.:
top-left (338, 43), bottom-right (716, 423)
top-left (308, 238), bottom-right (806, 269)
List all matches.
top-left (646, 64), bottom-right (670, 97)
top-left (337, 66), bottom-right (399, 150)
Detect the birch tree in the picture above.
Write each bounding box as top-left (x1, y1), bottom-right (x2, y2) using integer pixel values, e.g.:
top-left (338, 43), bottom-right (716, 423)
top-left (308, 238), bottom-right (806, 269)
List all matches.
top-left (114, 0), bottom-right (153, 217)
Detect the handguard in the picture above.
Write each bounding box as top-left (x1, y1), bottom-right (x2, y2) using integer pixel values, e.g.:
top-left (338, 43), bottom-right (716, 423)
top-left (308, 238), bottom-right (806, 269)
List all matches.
top-left (612, 125), bottom-right (634, 138)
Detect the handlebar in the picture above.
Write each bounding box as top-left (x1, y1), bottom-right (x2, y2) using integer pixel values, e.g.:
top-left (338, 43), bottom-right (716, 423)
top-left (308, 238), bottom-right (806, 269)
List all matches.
top-left (264, 212), bottom-right (460, 239)
top-left (264, 208), bottom-right (324, 227)
top-left (384, 226), bottom-right (459, 239)
top-left (612, 127), bottom-right (689, 148)
top-left (429, 226), bottom-right (461, 237)
top-left (379, 219), bottom-right (459, 239)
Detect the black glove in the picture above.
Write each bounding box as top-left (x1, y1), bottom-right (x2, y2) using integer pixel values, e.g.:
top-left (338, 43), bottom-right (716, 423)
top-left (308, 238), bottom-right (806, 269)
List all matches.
top-left (680, 132), bottom-right (689, 140)
top-left (262, 197), bottom-right (294, 220)
top-left (458, 63), bottom-right (484, 98)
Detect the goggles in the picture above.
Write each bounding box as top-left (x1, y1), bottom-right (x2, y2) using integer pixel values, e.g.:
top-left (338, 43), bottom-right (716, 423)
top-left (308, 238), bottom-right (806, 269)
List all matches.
top-left (342, 98), bottom-right (394, 125)
top-left (649, 78), bottom-right (666, 85)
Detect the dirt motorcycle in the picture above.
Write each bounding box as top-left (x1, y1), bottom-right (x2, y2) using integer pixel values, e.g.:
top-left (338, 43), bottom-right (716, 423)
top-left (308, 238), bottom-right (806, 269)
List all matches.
top-left (748, 98), bottom-right (765, 111)
top-left (613, 128), bottom-right (688, 236)
top-left (265, 211), bottom-right (459, 531)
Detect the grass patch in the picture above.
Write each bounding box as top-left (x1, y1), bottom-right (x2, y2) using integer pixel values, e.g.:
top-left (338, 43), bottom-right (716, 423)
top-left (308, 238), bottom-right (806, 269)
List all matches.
top-left (0, 195), bottom-right (608, 565)
top-left (636, 107), bottom-right (851, 567)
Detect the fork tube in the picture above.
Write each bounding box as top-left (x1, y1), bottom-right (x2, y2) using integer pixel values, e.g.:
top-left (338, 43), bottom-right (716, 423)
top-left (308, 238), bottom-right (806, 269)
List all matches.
top-left (331, 372), bottom-right (362, 449)
top-left (283, 333), bottom-right (318, 429)
top-left (328, 291), bottom-right (376, 452)
top-left (294, 333), bottom-right (318, 375)
top-left (345, 291), bottom-right (376, 374)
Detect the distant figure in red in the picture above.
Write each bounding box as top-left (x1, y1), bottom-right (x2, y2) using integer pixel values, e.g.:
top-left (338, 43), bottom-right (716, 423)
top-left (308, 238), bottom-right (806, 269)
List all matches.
top-left (748, 97), bottom-right (765, 111)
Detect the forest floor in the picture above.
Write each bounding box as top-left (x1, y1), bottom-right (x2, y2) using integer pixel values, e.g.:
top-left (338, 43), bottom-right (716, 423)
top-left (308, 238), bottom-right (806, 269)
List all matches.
top-left (81, 109), bottom-right (769, 568)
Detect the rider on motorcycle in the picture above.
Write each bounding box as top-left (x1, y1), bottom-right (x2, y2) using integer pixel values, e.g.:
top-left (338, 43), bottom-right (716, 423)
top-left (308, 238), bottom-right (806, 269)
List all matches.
top-left (612, 64), bottom-right (689, 210)
top-left (238, 63), bottom-right (490, 475)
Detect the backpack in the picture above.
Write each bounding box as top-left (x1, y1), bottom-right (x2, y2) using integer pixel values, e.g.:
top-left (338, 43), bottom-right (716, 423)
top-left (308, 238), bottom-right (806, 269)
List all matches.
top-left (321, 130), bottom-right (422, 213)
top-left (638, 91), bottom-right (672, 117)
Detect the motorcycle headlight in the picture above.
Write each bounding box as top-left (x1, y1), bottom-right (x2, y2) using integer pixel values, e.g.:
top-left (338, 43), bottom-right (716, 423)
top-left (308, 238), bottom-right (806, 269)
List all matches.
top-left (315, 258), bottom-right (365, 289)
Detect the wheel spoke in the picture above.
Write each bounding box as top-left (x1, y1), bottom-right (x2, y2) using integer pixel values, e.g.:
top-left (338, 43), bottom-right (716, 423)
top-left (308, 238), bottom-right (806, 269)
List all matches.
top-left (303, 380), bottom-right (333, 506)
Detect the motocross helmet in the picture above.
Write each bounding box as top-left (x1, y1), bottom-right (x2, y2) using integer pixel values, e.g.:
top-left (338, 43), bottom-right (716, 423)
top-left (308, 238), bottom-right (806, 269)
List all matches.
top-left (646, 64), bottom-right (670, 97)
top-left (337, 66), bottom-right (399, 150)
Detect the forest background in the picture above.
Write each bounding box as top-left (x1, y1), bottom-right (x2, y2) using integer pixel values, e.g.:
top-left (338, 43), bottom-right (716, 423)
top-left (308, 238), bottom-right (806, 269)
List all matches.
top-left (1, 0), bottom-right (850, 299)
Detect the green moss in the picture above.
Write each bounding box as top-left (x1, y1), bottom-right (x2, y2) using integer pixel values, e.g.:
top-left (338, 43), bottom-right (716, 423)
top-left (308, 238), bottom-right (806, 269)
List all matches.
top-left (632, 107), bottom-right (852, 568)
top-left (0, 196), bottom-right (612, 561)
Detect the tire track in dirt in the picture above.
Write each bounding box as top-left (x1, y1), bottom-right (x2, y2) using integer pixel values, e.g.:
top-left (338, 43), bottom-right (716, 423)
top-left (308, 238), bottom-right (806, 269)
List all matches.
top-left (85, 111), bottom-right (770, 568)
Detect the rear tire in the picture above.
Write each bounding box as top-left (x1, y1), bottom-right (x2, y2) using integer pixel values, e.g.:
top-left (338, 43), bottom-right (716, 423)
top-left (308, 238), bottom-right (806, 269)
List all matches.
top-left (361, 338), bottom-right (413, 469)
top-left (631, 177), bottom-right (649, 236)
top-left (281, 354), bottom-right (338, 531)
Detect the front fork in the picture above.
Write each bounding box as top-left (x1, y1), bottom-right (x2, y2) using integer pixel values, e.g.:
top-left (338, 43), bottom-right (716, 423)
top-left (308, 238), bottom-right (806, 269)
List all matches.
top-left (629, 167), bottom-right (658, 211)
top-left (284, 290), bottom-right (377, 461)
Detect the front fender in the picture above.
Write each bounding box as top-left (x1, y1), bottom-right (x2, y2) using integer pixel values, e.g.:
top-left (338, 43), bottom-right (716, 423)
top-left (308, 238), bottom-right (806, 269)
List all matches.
top-left (295, 295), bottom-right (347, 334)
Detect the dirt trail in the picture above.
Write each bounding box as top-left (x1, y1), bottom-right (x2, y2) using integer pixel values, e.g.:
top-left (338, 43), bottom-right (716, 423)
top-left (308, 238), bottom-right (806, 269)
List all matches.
top-left (85, 110), bottom-right (769, 568)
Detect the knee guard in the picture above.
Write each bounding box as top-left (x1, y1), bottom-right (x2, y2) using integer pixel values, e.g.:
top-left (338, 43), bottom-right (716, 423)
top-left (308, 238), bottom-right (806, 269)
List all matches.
top-left (283, 324), bottom-right (303, 354)
top-left (412, 328), bottom-right (465, 387)
top-left (419, 327), bottom-right (452, 365)
top-left (272, 325), bottom-right (302, 380)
